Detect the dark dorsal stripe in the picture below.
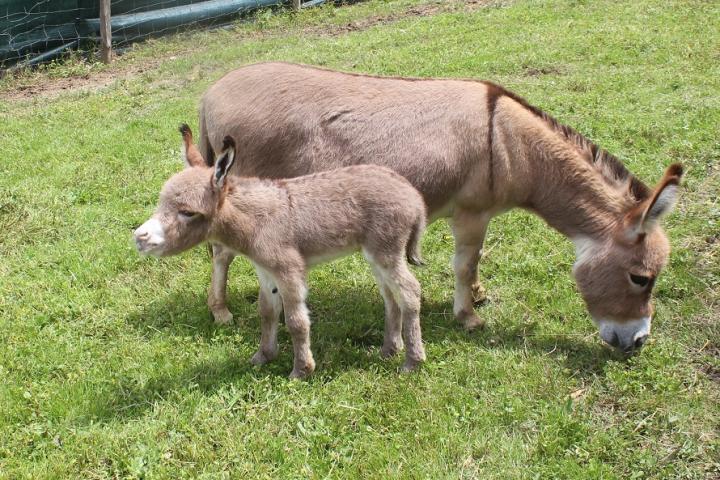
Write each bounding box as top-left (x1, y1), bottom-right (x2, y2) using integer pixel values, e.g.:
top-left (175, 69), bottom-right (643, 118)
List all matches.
top-left (482, 81), bottom-right (651, 202)
top-left (485, 82), bottom-right (507, 192)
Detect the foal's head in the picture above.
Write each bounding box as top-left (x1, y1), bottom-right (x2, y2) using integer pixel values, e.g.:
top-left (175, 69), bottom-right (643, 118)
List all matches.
top-left (134, 125), bottom-right (236, 257)
top-left (572, 164), bottom-right (683, 353)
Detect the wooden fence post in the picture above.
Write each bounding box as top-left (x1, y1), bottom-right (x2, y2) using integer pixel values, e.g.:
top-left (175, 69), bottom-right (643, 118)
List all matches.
top-left (99, 0), bottom-right (113, 63)
top-left (292, 0), bottom-right (301, 10)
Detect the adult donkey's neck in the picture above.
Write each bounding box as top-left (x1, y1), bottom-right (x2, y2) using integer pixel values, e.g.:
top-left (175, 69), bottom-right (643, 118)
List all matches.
top-left (489, 89), bottom-right (649, 240)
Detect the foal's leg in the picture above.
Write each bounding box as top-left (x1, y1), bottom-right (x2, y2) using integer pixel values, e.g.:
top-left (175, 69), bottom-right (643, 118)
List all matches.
top-left (275, 268), bottom-right (315, 379)
top-left (207, 244), bottom-right (236, 325)
top-left (373, 255), bottom-right (425, 372)
top-left (452, 209), bottom-right (492, 331)
top-left (250, 265), bottom-right (282, 366)
top-left (369, 264), bottom-right (403, 358)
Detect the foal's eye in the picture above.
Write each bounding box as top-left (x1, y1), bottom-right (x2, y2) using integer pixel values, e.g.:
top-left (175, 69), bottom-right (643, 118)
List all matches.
top-left (629, 273), bottom-right (651, 287)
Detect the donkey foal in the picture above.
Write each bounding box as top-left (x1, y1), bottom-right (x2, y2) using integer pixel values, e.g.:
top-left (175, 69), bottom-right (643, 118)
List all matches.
top-left (134, 125), bottom-right (427, 378)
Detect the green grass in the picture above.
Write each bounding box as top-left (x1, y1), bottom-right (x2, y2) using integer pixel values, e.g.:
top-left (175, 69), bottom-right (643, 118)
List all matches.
top-left (1, 0), bottom-right (719, 477)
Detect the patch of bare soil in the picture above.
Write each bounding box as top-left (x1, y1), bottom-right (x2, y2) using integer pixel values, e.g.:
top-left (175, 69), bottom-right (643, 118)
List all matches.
top-left (0, 60), bottom-right (162, 102)
top-left (524, 65), bottom-right (565, 77)
top-left (697, 337), bottom-right (720, 384)
top-left (309, 0), bottom-right (497, 36)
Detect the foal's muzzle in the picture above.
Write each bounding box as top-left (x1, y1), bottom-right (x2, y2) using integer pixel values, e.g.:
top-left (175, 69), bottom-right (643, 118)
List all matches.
top-left (134, 218), bottom-right (165, 255)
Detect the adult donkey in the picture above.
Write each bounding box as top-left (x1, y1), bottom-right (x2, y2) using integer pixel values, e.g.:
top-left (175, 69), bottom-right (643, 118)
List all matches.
top-left (197, 62), bottom-right (682, 353)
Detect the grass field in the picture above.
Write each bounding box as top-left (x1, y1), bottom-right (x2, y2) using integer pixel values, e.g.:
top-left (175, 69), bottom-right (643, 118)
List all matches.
top-left (1, 0), bottom-right (719, 477)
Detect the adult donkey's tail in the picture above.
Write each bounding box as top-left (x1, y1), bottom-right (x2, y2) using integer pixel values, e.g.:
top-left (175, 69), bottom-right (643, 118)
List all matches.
top-left (406, 211), bottom-right (426, 266)
top-left (198, 107), bottom-right (215, 167)
top-left (179, 123), bottom-right (206, 167)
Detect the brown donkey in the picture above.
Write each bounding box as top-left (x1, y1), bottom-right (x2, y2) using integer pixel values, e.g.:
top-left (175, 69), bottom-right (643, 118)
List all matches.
top-left (197, 62), bottom-right (683, 353)
top-left (134, 126), bottom-right (427, 378)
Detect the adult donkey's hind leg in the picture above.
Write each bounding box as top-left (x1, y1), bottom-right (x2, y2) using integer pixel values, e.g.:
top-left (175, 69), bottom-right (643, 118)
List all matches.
top-left (452, 209), bottom-right (492, 331)
top-left (208, 244), bottom-right (236, 325)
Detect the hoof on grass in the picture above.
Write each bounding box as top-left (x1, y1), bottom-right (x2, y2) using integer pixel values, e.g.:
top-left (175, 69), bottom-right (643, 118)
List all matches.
top-left (212, 308), bottom-right (234, 326)
top-left (456, 310), bottom-right (485, 331)
top-left (288, 360), bottom-right (315, 380)
top-left (250, 349), bottom-right (277, 366)
top-left (380, 341), bottom-right (403, 358)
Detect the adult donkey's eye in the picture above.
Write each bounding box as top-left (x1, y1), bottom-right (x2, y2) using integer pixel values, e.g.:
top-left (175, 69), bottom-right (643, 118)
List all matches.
top-left (178, 210), bottom-right (200, 219)
top-left (629, 273), bottom-right (650, 287)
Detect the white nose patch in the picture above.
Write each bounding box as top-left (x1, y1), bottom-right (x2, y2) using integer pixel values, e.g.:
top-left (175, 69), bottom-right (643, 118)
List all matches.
top-left (134, 218), bottom-right (166, 254)
top-left (595, 317), bottom-right (651, 351)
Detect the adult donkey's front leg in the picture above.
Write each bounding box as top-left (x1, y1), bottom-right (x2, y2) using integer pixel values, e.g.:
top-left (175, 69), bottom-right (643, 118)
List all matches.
top-left (208, 244), bottom-right (236, 325)
top-left (452, 209), bottom-right (492, 331)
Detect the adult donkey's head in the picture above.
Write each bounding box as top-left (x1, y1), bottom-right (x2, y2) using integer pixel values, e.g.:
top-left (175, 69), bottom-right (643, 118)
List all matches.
top-left (571, 164), bottom-right (683, 353)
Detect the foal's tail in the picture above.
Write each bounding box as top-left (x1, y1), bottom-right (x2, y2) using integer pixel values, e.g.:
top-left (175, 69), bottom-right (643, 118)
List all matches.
top-left (406, 210), bottom-right (426, 267)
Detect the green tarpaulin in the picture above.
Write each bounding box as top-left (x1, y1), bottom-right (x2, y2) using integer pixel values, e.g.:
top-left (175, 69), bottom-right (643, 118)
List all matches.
top-left (0, 0), bottom-right (289, 67)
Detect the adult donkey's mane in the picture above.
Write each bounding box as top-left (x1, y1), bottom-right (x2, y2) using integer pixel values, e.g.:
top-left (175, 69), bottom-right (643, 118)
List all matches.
top-left (482, 80), bottom-right (651, 203)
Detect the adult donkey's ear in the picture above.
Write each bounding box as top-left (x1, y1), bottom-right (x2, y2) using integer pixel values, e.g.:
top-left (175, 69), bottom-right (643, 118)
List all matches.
top-left (214, 136), bottom-right (236, 190)
top-left (624, 163), bottom-right (683, 238)
top-left (179, 123), bottom-right (206, 168)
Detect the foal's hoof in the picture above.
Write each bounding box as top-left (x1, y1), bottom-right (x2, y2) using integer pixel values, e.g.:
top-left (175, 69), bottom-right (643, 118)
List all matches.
top-left (211, 308), bottom-right (234, 326)
top-left (250, 349), bottom-right (277, 366)
top-left (380, 341), bottom-right (403, 358)
top-left (288, 359), bottom-right (316, 380)
top-left (400, 358), bottom-right (423, 373)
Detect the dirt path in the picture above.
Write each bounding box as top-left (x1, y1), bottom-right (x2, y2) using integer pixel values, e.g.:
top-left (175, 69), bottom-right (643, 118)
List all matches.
top-left (305, 0), bottom-right (495, 36)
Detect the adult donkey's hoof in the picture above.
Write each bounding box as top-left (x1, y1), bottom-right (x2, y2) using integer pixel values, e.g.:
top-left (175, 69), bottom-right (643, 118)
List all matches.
top-left (464, 314), bottom-right (486, 331)
top-left (211, 308), bottom-right (234, 326)
top-left (456, 310), bottom-right (486, 331)
top-left (471, 282), bottom-right (488, 305)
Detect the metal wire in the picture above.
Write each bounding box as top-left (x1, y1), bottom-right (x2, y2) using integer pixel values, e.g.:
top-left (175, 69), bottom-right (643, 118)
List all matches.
top-left (1, 0), bottom-right (321, 68)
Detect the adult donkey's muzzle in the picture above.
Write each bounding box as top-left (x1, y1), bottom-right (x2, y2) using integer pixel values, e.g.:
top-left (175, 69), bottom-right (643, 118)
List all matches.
top-left (596, 317), bottom-right (651, 353)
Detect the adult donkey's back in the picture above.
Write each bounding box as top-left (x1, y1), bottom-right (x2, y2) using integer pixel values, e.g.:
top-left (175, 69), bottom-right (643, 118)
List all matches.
top-left (198, 62), bottom-right (682, 353)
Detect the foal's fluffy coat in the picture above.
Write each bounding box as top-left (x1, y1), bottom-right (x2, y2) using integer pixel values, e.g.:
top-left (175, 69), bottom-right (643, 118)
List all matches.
top-left (135, 126), bottom-right (427, 378)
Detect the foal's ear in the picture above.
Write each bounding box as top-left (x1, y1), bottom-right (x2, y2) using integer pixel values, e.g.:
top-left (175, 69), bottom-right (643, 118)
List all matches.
top-left (179, 123), bottom-right (205, 168)
top-left (214, 136), bottom-right (236, 189)
top-left (625, 163), bottom-right (683, 237)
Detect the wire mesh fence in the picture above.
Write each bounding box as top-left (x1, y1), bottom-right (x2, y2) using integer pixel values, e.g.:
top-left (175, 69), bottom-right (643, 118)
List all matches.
top-left (1, 0), bottom-right (323, 69)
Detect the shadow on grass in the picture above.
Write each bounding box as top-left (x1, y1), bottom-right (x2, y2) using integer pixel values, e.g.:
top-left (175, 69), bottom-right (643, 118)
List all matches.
top-left (88, 282), bottom-right (619, 423)
top-left (81, 286), bottom-right (394, 423)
